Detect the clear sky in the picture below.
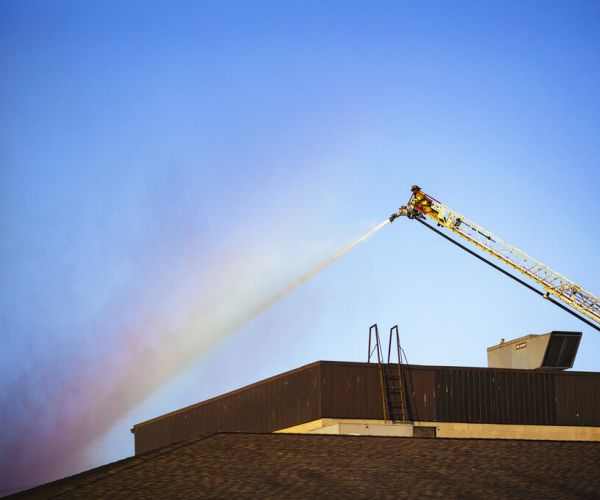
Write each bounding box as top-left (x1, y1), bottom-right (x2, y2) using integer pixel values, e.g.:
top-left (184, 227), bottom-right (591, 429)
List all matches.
top-left (1, 0), bottom-right (599, 492)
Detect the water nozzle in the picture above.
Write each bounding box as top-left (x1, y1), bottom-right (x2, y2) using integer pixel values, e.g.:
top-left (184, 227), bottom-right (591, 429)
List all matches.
top-left (389, 206), bottom-right (409, 223)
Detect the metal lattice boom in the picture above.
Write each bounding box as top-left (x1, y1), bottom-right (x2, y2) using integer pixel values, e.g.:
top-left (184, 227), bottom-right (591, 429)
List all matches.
top-left (390, 186), bottom-right (600, 327)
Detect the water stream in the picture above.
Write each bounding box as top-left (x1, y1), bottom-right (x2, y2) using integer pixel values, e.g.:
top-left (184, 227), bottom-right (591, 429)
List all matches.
top-left (246, 219), bottom-right (390, 319)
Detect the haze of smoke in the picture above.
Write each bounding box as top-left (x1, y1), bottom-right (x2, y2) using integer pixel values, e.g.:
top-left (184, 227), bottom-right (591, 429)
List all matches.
top-left (0, 219), bottom-right (390, 492)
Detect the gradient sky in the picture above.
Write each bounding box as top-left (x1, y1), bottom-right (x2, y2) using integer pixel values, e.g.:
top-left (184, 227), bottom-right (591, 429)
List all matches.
top-left (1, 0), bottom-right (600, 492)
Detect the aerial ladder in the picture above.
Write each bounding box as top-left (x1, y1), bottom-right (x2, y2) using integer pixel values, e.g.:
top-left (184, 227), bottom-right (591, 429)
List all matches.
top-left (389, 185), bottom-right (600, 332)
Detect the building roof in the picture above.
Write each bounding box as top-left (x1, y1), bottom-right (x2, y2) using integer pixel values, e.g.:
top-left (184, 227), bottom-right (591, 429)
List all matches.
top-left (132, 360), bottom-right (600, 454)
top-left (15, 433), bottom-right (600, 498)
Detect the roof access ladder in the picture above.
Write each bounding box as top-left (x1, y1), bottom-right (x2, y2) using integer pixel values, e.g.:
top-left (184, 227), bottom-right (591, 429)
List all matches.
top-left (368, 324), bottom-right (410, 423)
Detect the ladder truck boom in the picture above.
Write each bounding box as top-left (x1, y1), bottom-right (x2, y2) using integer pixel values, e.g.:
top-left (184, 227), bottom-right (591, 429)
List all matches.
top-left (390, 185), bottom-right (600, 329)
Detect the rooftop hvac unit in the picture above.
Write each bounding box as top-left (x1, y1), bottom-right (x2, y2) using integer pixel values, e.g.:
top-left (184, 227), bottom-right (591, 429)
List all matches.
top-left (487, 331), bottom-right (581, 370)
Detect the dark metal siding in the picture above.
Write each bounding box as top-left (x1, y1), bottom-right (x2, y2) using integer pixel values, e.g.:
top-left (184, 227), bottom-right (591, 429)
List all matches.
top-left (133, 361), bottom-right (600, 454)
top-left (555, 373), bottom-right (600, 426)
top-left (134, 363), bottom-right (322, 454)
top-left (433, 368), bottom-right (557, 425)
top-left (403, 366), bottom-right (436, 421)
top-left (320, 362), bottom-right (384, 419)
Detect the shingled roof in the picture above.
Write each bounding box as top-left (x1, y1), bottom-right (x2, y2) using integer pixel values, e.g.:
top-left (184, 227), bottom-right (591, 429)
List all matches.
top-left (14, 433), bottom-right (600, 498)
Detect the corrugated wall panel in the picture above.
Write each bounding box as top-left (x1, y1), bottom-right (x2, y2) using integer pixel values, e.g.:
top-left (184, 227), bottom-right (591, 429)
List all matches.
top-left (555, 373), bottom-right (600, 426)
top-left (403, 366), bottom-right (436, 421)
top-left (320, 362), bottom-right (383, 419)
top-left (434, 368), bottom-right (561, 425)
top-left (134, 363), bottom-right (322, 454)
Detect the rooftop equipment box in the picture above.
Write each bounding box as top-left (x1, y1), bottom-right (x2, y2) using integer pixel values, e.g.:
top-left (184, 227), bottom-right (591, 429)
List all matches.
top-left (487, 331), bottom-right (581, 370)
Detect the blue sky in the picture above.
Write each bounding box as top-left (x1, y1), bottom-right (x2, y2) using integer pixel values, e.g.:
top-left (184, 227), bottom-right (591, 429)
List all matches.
top-left (1, 0), bottom-right (600, 491)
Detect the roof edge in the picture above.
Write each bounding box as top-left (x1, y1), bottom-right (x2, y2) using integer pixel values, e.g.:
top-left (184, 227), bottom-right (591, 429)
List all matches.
top-left (132, 360), bottom-right (600, 431)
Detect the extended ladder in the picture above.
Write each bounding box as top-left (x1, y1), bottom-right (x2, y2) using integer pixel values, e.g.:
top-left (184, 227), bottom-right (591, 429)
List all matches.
top-left (389, 185), bottom-right (600, 331)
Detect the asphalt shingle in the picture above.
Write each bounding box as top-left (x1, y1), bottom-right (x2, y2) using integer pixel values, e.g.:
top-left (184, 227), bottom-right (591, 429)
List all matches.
top-left (13, 433), bottom-right (600, 499)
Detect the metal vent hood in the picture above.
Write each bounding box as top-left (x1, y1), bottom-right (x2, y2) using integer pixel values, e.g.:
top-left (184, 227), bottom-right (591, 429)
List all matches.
top-left (487, 331), bottom-right (581, 370)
